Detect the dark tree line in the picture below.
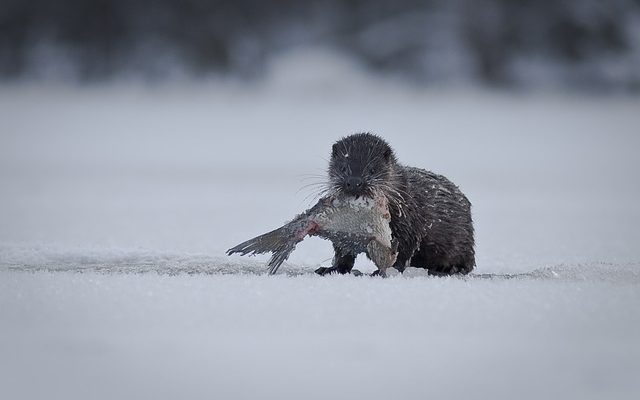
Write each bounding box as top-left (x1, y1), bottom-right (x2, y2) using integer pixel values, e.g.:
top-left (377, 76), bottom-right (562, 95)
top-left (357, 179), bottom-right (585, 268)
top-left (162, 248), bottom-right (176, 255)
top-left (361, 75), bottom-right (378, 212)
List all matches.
top-left (1, 0), bottom-right (638, 89)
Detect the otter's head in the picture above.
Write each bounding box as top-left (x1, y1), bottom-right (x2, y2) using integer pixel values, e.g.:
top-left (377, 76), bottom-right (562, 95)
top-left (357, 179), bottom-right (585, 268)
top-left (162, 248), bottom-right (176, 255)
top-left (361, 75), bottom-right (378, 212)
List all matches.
top-left (328, 133), bottom-right (397, 197)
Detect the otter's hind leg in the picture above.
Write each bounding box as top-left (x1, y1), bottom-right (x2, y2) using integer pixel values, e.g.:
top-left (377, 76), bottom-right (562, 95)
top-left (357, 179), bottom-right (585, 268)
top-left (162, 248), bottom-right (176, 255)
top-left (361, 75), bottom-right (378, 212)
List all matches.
top-left (410, 242), bottom-right (474, 276)
top-left (315, 244), bottom-right (356, 276)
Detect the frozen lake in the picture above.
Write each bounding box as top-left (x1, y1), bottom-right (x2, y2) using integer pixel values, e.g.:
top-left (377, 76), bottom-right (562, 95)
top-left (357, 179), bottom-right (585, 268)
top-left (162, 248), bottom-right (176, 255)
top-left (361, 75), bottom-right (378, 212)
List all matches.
top-left (1, 68), bottom-right (639, 399)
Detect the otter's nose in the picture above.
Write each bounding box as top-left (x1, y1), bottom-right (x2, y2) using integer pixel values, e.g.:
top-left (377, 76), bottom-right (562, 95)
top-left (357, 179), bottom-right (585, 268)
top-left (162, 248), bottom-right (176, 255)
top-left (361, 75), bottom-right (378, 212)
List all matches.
top-left (345, 177), bottom-right (363, 193)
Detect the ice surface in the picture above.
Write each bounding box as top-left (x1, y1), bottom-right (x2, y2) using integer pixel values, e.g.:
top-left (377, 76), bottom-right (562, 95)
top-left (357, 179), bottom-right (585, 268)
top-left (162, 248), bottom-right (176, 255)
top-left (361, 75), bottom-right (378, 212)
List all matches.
top-left (1, 266), bottom-right (639, 400)
top-left (1, 61), bottom-right (640, 399)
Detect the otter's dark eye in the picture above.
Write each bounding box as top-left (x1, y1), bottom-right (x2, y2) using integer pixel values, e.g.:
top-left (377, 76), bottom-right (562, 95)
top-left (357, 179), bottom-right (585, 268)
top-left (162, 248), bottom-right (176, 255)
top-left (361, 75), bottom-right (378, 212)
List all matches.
top-left (368, 167), bottom-right (376, 175)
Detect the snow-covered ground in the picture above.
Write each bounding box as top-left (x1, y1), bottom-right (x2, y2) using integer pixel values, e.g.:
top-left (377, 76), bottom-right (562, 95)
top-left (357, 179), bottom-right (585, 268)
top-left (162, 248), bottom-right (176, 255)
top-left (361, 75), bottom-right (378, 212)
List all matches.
top-left (1, 54), bottom-right (640, 399)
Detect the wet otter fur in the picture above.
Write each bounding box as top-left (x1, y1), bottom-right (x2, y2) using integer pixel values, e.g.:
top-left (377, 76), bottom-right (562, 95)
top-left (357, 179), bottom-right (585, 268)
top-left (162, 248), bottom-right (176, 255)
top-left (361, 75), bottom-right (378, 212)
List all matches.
top-left (315, 133), bottom-right (475, 276)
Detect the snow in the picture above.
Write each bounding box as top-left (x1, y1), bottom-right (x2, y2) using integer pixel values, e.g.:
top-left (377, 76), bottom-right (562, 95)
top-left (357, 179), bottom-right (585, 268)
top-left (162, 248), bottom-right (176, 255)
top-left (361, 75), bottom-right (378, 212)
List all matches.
top-left (1, 55), bottom-right (640, 399)
top-left (1, 267), bottom-right (639, 400)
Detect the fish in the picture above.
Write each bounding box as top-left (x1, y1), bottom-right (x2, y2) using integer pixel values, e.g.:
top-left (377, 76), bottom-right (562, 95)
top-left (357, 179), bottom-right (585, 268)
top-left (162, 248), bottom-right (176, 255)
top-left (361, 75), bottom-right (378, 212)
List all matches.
top-left (226, 191), bottom-right (398, 275)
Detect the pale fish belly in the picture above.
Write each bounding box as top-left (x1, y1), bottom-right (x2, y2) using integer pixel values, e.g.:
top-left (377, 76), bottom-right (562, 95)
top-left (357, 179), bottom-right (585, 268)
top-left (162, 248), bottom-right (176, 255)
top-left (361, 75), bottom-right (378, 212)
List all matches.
top-left (312, 193), bottom-right (396, 271)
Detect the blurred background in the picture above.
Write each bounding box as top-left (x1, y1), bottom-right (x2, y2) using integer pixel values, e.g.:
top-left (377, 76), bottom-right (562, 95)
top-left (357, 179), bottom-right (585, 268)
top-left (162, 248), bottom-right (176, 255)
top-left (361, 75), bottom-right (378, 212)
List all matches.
top-left (2, 0), bottom-right (640, 90)
top-left (1, 0), bottom-right (640, 271)
top-left (2, 3), bottom-right (640, 400)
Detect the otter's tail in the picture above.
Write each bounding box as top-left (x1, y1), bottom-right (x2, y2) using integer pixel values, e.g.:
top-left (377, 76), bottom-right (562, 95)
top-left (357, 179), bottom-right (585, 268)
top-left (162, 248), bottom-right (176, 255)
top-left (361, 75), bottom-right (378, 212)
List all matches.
top-left (226, 227), bottom-right (299, 274)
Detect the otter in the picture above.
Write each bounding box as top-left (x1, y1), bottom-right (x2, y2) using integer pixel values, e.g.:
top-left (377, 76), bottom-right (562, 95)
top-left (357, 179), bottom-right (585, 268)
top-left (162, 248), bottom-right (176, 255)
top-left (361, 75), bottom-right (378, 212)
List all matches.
top-left (315, 133), bottom-right (475, 276)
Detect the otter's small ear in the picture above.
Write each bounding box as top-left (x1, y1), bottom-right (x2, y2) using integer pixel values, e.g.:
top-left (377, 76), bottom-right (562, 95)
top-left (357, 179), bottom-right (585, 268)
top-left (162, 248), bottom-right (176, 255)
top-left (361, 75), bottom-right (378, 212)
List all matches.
top-left (332, 143), bottom-right (340, 157)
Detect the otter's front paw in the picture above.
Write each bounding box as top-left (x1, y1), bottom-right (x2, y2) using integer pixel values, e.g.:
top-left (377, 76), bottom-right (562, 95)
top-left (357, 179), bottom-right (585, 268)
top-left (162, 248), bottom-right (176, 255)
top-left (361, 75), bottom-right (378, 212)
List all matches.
top-left (315, 266), bottom-right (334, 276)
top-left (315, 266), bottom-right (351, 276)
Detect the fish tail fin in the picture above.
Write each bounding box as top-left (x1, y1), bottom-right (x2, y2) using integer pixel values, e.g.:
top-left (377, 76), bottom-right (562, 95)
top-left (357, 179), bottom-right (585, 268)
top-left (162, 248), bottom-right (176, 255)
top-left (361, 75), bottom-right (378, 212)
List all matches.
top-left (226, 227), bottom-right (289, 257)
top-left (227, 227), bottom-right (297, 275)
